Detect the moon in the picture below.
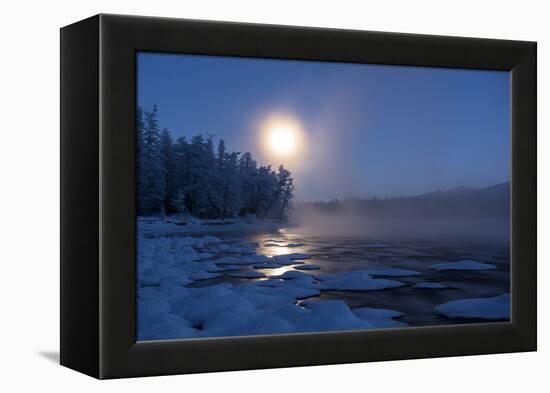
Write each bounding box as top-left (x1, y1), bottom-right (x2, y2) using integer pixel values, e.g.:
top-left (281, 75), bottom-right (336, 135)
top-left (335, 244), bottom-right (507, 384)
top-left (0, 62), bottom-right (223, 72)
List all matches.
top-left (259, 113), bottom-right (305, 161)
top-left (268, 124), bottom-right (297, 155)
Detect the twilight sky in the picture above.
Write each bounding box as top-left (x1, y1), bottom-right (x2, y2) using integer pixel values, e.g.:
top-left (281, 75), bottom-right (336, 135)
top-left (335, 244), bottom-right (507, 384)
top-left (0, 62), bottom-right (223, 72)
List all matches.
top-left (137, 52), bottom-right (510, 201)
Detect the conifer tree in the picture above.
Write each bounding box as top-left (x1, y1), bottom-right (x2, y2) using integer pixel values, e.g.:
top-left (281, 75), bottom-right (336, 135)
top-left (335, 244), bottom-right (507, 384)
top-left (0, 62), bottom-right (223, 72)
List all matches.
top-left (139, 105), bottom-right (164, 214)
top-left (137, 105), bottom-right (295, 220)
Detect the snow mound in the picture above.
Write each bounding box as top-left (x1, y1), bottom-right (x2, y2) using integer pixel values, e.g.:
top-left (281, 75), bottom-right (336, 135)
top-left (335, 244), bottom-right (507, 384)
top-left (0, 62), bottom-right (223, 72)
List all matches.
top-left (177, 235), bottom-right (222, 247)
top-left (137, 232), bottom-right (415, 340)
top-left (203, 262), bottom-right (224, 272)
top-left (275, 270), bottom-right (315, 281)
top-left (253, 262), bottom-right (282, 269)
top-left (215, 254), bottom-right (270, 265)
top-left (241, 254), bottom-right (271, 264)
top-left (431, 260), bottom-right (497, 271)
top-left (255, 279), bottom-right (285, 288)
top-left (435, 294), bottom-right (510, 319)
top-left (138, 312), bottom-right (200, 340)
top-left (316, 270), bottom-right (406, 291)
top-left (365, 268), bottom-right (421, 277)
top-left (413, 282), bottom-right (447, 289)
top-left (353, 307), bottom-right (408, 328)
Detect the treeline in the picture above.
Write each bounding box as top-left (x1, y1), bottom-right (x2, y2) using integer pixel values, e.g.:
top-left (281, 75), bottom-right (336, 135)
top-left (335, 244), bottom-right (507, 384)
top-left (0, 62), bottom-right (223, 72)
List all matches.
top-left (304, 183), bottom-right (510, 221)
top-left (137, 105), bottom-right (294, 219)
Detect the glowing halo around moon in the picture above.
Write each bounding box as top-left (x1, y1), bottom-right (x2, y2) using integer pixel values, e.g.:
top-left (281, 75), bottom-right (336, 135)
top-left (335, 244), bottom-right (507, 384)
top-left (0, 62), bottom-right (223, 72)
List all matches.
top-left (258, 113), bottom-right (306, 165)
top-left (268, 125), bottom-right (296, 155)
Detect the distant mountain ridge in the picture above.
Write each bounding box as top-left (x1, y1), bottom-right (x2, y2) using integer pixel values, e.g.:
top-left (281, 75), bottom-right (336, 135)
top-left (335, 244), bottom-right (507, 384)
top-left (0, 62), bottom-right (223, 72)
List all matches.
top-left (415, 182), bottom-right (510, 199)
top-left (302, 182), bottom-right (510, 221)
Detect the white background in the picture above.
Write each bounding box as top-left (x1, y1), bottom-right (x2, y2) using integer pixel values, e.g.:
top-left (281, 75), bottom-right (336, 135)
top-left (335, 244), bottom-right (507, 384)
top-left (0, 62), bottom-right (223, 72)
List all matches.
top-left (0, 0), bottom-right (546, 391)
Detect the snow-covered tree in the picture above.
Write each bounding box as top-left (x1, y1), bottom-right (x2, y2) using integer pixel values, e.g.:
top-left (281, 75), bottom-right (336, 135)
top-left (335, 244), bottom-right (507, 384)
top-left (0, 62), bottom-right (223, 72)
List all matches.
top-left (138, 105), bottom-right (164, 215)
top-left (276, 165), bottom-right (295, 219)
top-left (160, 127), bottom-right (175, 214)
top-left (238, 152), bottom-right (258, 216)
top-left (137, 105), bottom-right (295, 220)
top-left (217, 139), bottom-right (241, 217)
top-left (136, 107), bottom-right (146, 207)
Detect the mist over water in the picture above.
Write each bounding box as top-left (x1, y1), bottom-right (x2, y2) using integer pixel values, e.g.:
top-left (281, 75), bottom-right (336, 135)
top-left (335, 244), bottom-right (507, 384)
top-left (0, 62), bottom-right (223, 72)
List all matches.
top-left (290, 182), bottom-right (510, 242)
top-left (291, 208), bottom-right (509, 242)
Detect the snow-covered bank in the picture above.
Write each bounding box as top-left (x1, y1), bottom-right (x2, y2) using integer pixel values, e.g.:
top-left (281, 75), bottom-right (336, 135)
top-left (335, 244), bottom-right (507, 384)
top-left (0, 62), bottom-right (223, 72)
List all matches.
top-left (138, 215), bottom-right (288, 236)
top-left (137, 233), bottom-right (408, 340)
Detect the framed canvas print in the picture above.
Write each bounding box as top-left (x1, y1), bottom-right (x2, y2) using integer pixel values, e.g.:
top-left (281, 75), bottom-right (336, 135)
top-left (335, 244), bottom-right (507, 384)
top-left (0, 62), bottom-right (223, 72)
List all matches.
top-left (60, 14), bottom-right (536, 379)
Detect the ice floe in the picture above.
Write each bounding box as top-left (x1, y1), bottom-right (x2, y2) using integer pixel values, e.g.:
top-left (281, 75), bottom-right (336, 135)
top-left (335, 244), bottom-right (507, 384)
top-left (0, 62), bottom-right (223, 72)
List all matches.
top-left (353, 307), bottom-right (408, 328)
top-left (215, 254), bottom-right (270, 265)
top-left (253, 262), bottom-right (283, 269)
top-left (413, 282), bottom-right (448, 289)
top-left (434, 294), bottom-right (510, 319)
top-left (315, 270), bottom-right (406, 291)
top-left (431, 260), bottom-right (497, 271)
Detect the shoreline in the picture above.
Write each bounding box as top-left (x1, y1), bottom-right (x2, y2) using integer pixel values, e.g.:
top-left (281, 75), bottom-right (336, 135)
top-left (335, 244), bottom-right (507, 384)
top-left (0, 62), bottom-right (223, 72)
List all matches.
top-left (138, 215), bottom-right (291, 237)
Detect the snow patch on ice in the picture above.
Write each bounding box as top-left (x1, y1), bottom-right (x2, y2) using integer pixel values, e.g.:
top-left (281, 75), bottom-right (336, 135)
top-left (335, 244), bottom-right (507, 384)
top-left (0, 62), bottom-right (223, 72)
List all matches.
top-left (413, 282), bottom-right (448, 289)
top-left (315, 270), bottom-right (406, 291)
top-left (253, 262), bottom-right (283, 269)
top-left (435, 294), bottom-right (510, 319)
top-left (215, 254), bottom-right (270, 265)
top-left (137, 232), bottom-right (415, 340)
top-left (431, 260), bottom-right (496, 271)
top-left (353, 307), bottom-right (408, 328)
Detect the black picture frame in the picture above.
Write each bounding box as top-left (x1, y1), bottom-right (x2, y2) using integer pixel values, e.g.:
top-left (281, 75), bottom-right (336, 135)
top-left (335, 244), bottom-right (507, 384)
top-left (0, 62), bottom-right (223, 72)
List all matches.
top-left (60, 14), bottom-right (537, 379)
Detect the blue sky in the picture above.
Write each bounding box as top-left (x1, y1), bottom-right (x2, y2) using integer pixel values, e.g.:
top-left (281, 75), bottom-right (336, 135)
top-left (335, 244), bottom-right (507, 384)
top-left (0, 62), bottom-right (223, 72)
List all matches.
top-left (137, 52), bottom-right (510, 201)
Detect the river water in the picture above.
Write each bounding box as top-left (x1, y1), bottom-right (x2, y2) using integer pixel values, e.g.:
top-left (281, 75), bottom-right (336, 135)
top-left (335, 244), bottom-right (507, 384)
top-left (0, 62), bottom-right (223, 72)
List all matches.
top-left (183, 226), bottom-right (510, 327)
